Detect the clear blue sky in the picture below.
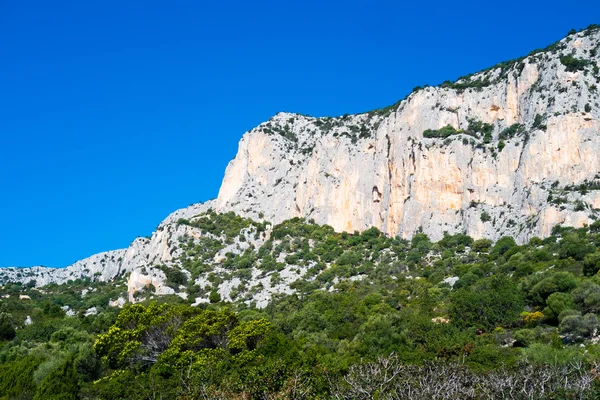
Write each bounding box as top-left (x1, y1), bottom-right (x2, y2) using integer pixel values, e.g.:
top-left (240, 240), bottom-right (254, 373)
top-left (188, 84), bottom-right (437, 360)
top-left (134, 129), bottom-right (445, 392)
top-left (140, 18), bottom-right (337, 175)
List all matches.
top-left (0, 0), bottom-right (598, 267)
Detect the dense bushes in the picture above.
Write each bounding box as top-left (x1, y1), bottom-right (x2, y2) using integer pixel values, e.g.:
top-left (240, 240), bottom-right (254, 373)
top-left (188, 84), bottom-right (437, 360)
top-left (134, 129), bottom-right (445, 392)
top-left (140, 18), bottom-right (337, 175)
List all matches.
top-left (158, 265), bottom-right (188, 289)
top-left (560, 55), bottom-right (590, 72)
top-left (450, 275), bottom-right (524, 330)
top-left (1, 216), bottom-right (600, 398)
top-left (422, 119), bottom-right (494, 143)
top-left (423, 125), bottom-right (460, 139)
top-left (177, 210), bottom-right (267, 241)
top-left (499, 123), bottom-right (525, 140)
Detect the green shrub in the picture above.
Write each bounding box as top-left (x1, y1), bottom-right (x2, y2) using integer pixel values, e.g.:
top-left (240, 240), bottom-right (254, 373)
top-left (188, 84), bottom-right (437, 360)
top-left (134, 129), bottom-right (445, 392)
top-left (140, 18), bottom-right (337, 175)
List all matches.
top-left (423, 125), bottom-right (460, 139)
top-left (560, 55), bottom-right (590, 72)
top-left (158, 265), bottom-right (188, 289)
top-left (209, 290), bottom-right (221, 303)
top-left (467, 119), bottom-right (494, 142)
top-left (449, 275), bottom-right (524, 331)
top-left (499, 123), bottom-right (525, 140)
top-left (532, 114), bottom-right (547, 131)
top-left (480, 211), bottom-right (492, 223)
top-left (559, 312), bottom-right (599, 339)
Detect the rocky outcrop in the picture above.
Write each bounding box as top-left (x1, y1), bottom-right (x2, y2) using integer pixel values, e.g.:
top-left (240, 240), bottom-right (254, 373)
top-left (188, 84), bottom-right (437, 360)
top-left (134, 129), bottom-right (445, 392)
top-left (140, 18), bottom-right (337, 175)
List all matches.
top-left (0, 200), bottom-right (216, 287)
top-left (216, 28), bottom-right (600, 243)
top-left (0, 249), bottom-right (126, 287)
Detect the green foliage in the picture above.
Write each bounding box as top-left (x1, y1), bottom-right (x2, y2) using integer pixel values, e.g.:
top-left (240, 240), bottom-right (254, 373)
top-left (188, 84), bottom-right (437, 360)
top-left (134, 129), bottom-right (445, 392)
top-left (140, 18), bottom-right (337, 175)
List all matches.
top-left (0, 311), bottom-right (16, 341)
top-left (0, 355), bottom-right (44, 399)
top-left (491, 236), bottom-right (517, 256)
top-left (545, 292), bottom-right (575, 321)
top-left (532, 113), bottom-right (547, 131)
top-left (438, 232), bottom-right (473, 249)
top-left (95, 302), bottom-right (271, 376)
top-left (467, 119), bottom-right (494, 142)
top-left (499, 123), bottom-right (525, 140)
top-left (560, 55), bottom-right (591, 72)
top-left (422, 124), bottom-right (460, 139)
top-left (2, 211), bottom-right (600, 397)
top-left (480, 211), bottom-right (491, 223)
top-left (559, 312), bottom-right (599, 340)
top-left (209, 290), bottom-right (221, 303)
top-left (572, 281), bottom-right (600, 314)
top-left (471, 238), bottom-right (492, 252)
top-left (583, 252), bottom-right (600, 276)
top-left (449, 275), bottom-right (524, 331)
top-left (33, 357), bottom-right (80, 400)
top-left (559, 233), bottom-right (596, 260)
top-left (528, 272), bottom-right (578, 305)
top-left (158, 265), bottom-right (188, 289)
top-left (177, 210), bottom-right (266, 240)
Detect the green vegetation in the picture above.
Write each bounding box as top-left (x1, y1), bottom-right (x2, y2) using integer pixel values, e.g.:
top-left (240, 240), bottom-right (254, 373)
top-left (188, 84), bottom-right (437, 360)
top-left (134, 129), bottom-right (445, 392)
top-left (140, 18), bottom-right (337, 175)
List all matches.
top-left (423, 124), bottom-right (461, 139)
top-left (422, 119), bottom-right (495, 146)
top-left (177, 210), bottom-right (268, 242)
top-left (499, 123), bottom-right (526, 141)
top-left (560, 55), bottom-right (591, 72)
top-left (532, 114), bottom-right (547, 131)
top-left (2, 216), bottom-right (600, 398)
top-left (467, 119), bottom-right (494, 143)
top-left (480, 211), bottom-right (492, 222)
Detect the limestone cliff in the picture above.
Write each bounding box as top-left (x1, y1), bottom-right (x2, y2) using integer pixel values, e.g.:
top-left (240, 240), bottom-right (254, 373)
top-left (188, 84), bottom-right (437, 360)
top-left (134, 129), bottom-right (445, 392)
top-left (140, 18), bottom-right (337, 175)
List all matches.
top-left (216, 28), bottom-right (600, 243)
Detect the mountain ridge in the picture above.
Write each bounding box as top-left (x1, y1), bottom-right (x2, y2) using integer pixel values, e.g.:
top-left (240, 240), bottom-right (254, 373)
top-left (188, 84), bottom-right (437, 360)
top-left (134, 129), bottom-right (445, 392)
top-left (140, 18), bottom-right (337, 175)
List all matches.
top-left (2, 26), bottom-right (600, 306)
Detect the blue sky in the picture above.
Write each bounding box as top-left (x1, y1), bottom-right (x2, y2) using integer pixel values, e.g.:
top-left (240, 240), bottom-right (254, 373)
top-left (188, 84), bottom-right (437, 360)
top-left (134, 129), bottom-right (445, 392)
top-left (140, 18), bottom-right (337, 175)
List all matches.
top-left (1, 0), bottom-right (598, 267)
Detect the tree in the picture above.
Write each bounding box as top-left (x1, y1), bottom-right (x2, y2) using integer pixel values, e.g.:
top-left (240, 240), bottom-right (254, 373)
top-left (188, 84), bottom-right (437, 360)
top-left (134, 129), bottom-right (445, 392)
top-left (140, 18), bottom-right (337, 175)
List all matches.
top-left (471, 238), bottom-right (492, 253)
top-left (571, 281), bottom-right (600, 314)
top-left (449, 275), bottom-right (524, 331)
top-left (33, 357), bottom-right (80, 400)
top-left (529, 272), bottom-right (578, 305)
top-left (544, 292), bottom-right (575, 322)
top-left (559, 312), bottom-right (599, 340)
top-left (42, 300), bottom-right (66, 318)
top-left (74, 343), bottom-right (102, 382)
top-left (558, 234), bottom-right (595, 261)
top-left (94, 303), bottom-right (271, 374)
top-left (0, 355), bottom-right (44, 399)
top-left (209, 290), bottom-right (222, 303)
top-left (480, 211), bottom-right (491, 223)
top-left (491, 237), bottom-right (517, 257)
top-left (583, 252), bottom-right (600, 276)
top-left (94, 302), bottom-right (200, 369)
top-left (560, 55), bottom-right (590, 72)
top-left (0, 312), bottom-right (16, 341)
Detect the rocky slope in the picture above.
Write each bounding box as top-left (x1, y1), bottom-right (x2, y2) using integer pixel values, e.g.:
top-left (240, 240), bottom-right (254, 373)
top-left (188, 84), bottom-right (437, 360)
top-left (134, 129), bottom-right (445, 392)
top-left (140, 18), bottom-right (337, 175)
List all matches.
top-left (217, 27), bottom-right (600, 243)
top-left (2, 27), bottom-right (600, 306)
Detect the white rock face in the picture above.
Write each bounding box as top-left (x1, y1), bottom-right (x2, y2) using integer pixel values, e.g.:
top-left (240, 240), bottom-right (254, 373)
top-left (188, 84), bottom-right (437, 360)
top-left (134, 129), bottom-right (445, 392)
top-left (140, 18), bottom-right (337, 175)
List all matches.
top-left (443, 276), bottom-right (460, 288)
top-left (84, 307), bottom-right (98, 317)
top-left (216, 30), bottom-right (600, 244)
top-left (127, 268), bottom-right (175, 302)
top-left (109, 297), bottom-right (126, 308)
top-left (0, 249), bottom-right (126, 287)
